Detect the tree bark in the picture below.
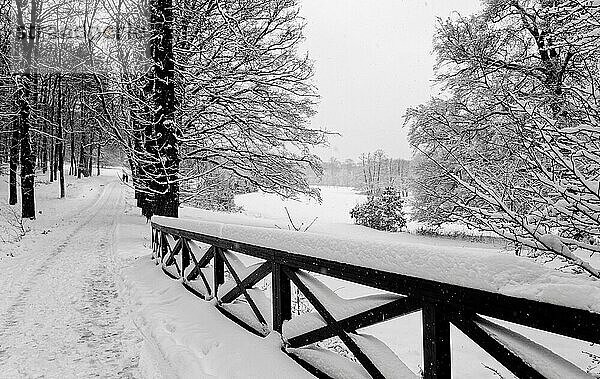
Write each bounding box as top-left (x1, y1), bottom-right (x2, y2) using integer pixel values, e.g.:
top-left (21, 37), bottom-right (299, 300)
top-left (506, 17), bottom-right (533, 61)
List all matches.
top-left (70, 115), bottom-right (75, 175)
top-left (57, 74), bottom-right (65, 197)
top-left (96, 131), bottom-right (101, 176)
top-left (147, 0), bottom-right (179, 218)
top-left (88, 129), bottom-right (94, 176)
top-left (18, 74), bottom-right (36, 219)
top-left (9, 118), bottom-right (19, 205)
top-left (41, 134), bottom-right (47, 174)
top-left (15, 0), bottom-right (38, 219)
top-left (49, 124), bottom-right (55, 182)
top-left (78, 136), bottom-right (84, 179)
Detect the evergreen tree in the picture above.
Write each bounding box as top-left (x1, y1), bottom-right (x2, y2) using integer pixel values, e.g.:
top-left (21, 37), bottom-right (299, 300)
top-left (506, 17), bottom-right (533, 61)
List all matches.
top-left (350, 187), bottom-right (406, 232)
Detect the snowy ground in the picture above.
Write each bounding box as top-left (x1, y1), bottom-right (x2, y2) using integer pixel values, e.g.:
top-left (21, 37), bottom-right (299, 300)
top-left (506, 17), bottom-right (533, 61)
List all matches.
top-left (0, 171), bottom-right (313, 378)
top-left (234, 187), bottom-right (505, 250)
top-left (0, 170), bottom-right (143, 377)
top-left (1, 176), bottom-right (598, 378)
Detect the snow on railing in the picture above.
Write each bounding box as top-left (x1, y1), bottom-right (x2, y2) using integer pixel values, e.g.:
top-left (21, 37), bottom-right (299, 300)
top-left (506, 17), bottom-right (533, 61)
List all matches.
top-left (151, 216), bottom-right (600, 379)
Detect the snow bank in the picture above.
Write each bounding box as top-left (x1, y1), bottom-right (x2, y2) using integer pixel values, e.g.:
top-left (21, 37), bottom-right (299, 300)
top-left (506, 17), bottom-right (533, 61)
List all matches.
top-left (349, 333), bottom-right (418, 378)
top-left (123, 259), bottom-right (312, 378)
top-left (287, 345), bottom-right (372, 379)
top-left (186, 270), bottom-right (213, 298)
top-left (287, 340), bottom-right (417, 379)
top-left (219, 288), bottom-right (273, 334)
top-left (475, 318), bottom-right (592, 378)
top-left (152, 216), bottom-right (600, 314)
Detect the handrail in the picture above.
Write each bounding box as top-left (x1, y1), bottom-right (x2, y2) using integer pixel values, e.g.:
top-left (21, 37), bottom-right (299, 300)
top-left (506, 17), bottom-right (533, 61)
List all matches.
top-left (151, 218), bottom-right (600, 379)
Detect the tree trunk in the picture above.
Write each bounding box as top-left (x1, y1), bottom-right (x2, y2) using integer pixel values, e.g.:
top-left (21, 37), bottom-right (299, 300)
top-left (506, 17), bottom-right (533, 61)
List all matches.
top-left (96, 133), bottom-right (101, 176)
top-left (41, 134), bottom-right (47, 174)
top-left (49, 129), bottom-right (55, 182)
top-left (78, 136), bottom-right (84, 179)
top-left (70, 118), bottom-right (75, 176)
top-left (52, 128), bottom-right (58, 182)
top-left (9, 118), bottom-right (19, 205)
top-left (88, 130), bottom-right (94, 176)
top-left (18, 74), bottom-right (35, 219)
top-left (147, 0), bottom-right (179, 218)
top-left (14, 0), bottom-right (38, 219)
top-left (129, 130), bottom-right (143, 207)
top-left (57, 74), bottom-right (65, 198)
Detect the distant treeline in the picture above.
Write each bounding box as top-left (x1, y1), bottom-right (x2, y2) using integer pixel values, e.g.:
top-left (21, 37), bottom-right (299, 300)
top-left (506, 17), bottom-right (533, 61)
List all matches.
top-left (307, 151), bottom-right (410, 196)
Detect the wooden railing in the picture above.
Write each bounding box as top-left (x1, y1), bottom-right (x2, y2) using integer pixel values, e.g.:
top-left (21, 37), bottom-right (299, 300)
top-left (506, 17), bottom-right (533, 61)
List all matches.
top-left (151, 219), bottom-right (600, 379)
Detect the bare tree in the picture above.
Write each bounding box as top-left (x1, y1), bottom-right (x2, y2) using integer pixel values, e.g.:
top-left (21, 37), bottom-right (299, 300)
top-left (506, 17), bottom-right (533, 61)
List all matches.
top-left (13, 0), bottom-right (43, 218)
top-left (406, 1), bottom-right (600, 278)
top-left (96, 0), bottom-right (328, 218)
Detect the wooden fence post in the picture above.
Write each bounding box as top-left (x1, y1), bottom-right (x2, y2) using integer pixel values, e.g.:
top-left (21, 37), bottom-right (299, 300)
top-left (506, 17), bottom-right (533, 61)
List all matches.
top-left (272, 263), bottom-right (291, 333)
top-left (151, 229), bottom-right (155, 259)
top-left (423, 303), bottom-right (451, 379)
top-left (161, 232), bottom-right (168, 263)
top-left (214, 247), bottom-right (225, 297)
top-left (181, 239), bottom-right (190, 280)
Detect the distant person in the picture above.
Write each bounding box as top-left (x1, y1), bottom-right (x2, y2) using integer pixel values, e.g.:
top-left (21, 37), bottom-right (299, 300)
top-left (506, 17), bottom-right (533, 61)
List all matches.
top-left (122, 170), bottom-right (129, 183)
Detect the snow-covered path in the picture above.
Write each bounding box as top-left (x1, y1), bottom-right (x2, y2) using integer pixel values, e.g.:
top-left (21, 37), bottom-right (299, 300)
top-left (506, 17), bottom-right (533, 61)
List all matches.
top-left (0, 180), bottom-right (141, 378)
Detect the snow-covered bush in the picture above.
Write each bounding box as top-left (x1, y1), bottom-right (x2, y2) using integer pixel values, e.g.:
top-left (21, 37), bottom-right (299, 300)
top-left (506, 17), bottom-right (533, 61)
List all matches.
top-left (0, 205), bottom-right (29, 244)
top-left (350, 187), bottom-right (406, 232)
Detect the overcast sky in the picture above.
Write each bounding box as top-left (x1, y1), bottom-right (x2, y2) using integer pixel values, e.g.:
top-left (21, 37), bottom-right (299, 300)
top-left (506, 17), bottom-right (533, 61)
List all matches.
top-left (299, 0), bottom-right (481, 161)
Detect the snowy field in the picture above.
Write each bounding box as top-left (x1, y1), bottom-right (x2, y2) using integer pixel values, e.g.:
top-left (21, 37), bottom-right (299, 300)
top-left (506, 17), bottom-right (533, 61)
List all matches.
top-left (236, 186), bottom-right (364, 225)
top-left (1, 175), bottom-right (599, 378)
top-left (235, 187), bottom-right (499, 242)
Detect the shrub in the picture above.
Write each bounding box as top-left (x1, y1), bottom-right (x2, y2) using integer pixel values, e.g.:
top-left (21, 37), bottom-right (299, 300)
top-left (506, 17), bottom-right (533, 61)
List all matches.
top-left (350, 187), bottom-right (406, 232)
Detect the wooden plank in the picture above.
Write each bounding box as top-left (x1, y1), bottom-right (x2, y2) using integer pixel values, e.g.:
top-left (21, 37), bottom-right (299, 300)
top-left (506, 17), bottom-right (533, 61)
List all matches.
top-left (186, 247), bottom-right (213, 297)
top-left (154, 230), bottom-right (160, 256)
top-left (197, 269), bottom-right (212, 297)
top-left (214, 247), bottom-right (224, 295)
top-left (221, 262), bottom-right (271, 304)
top-left (423, 304), bottom-right (451, 379)
top-left (164, 238), bottom-right (183, 266)
top-left (151, 229), bottom-right (156, 259)
top-left (194, 245), bottom-right (216, 268)
top-left (181, 238), bottom-right (190, 279)
top-left (288, 296), bottom-right (422, 348)
top-left (283, 267), bottom-right (385, 379)
top-left (155, 230), bottom-right (162, 264)
top-left (155, 229), bottom-right (160, 259)
top-left (272, 263), bottom-right (292, 333)
top-left (219, 249), bottom-right (267, 327)
top-left (449, 312), bottom-right (546, 379)
top-left (187, 246), bottom-right (214, 280)
top-left (151, 222), bottom-right (600, 345)
top-left (160, 231), bottom-right (168, 261)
